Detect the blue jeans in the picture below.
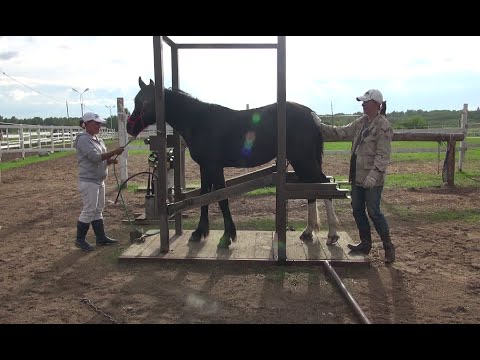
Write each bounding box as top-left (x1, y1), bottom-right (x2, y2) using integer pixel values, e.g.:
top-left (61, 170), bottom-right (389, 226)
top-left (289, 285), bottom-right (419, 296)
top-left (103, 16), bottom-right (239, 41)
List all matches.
top-left (351, 184), bottom-right (389, 236)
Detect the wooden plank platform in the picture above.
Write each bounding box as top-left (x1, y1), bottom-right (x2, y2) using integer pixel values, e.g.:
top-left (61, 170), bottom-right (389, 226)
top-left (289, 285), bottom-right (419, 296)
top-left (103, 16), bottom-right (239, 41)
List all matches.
top-left (118, 230), bottom-right (370, 267)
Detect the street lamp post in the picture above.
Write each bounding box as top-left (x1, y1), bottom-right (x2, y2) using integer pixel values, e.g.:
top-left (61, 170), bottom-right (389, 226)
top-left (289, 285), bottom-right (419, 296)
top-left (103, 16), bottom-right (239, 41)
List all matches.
top-left (105, 105), bottom-right (115, 129)
top-left (72, 87), bottom-right (89, 117)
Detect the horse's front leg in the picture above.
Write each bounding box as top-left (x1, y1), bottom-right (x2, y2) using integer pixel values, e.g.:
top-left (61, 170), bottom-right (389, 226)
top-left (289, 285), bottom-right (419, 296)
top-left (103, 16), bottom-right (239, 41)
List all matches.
top-left (189, 166), bottom-right (212, 242)
top-left (300, 199), bottom-right (319, 241)
top-left (212, 168), bottom-right (236, 249)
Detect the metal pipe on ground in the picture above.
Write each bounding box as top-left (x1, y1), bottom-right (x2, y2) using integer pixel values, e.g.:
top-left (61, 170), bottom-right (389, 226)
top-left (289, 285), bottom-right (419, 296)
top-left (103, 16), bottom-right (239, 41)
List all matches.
top-left (322, 260), bottom-right (371, 324)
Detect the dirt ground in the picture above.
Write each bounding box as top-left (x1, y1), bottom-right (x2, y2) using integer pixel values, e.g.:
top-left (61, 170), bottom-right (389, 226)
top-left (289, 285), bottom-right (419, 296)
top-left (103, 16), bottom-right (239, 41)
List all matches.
top-left (1, 144), bottom-right (479, 325)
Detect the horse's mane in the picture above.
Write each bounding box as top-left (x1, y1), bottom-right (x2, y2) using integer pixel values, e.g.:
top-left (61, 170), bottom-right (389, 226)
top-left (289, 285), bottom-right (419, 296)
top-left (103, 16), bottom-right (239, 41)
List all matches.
top-left (166, 87), bottom-right (235, 112)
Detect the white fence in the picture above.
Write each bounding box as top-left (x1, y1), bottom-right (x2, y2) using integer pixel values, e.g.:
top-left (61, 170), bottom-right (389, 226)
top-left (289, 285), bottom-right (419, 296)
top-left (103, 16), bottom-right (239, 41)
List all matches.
top-left (0, 124), bottom-right (116, 157)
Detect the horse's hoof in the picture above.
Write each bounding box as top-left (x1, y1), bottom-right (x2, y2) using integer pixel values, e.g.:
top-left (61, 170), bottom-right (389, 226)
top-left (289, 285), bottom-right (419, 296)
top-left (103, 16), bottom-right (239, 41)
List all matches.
top-left (188, 233), bottom-right (202, 242)
top-left (217, 237), bottom-right (232, 249)
top-left (300, 232), bottom-right (313, 242)
top-left (326, 234), bottom-right (339, 245)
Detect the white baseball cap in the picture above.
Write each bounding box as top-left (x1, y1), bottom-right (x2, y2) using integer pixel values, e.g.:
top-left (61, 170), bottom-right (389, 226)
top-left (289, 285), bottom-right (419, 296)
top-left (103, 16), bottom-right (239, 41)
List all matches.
top-left (82, 112), bottom-right (106, 123)
top-left (356, 89), bottom-right (383, 104)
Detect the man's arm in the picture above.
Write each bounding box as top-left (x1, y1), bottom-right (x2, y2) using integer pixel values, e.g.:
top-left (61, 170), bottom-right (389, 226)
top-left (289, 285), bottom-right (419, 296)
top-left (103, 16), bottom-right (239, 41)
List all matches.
top-left (311, 112), bottom-right (363, 141)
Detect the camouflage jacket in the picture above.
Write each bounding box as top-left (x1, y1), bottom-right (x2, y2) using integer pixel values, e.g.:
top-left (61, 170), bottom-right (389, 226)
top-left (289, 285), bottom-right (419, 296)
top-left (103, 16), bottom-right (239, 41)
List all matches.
top-left (312, 112), bottom-right (393, 186)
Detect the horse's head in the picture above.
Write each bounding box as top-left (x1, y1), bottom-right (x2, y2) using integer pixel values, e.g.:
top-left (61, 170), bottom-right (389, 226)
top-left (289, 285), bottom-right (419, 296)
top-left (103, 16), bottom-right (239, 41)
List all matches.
top-left (127, 77), bottom-right (157, 137)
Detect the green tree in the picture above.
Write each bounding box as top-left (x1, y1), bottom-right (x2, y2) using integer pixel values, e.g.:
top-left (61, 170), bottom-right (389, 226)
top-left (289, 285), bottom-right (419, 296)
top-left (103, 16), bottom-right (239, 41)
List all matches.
top-left (399, 115), bottom-right (428, 129)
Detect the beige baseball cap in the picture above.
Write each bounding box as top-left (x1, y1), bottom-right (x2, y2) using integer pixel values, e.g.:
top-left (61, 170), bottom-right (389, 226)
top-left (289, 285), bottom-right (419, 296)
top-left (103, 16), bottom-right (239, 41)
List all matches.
top-left (356, 89), bottom-right (383, 104)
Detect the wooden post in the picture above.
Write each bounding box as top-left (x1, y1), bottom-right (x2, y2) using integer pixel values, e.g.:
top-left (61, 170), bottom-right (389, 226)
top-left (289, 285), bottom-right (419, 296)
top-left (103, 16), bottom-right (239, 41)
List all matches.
top-left (458, 104), bottom-right (468, 171)
top-left (37, 126), bottom-right (41, 150)
top-left (170, 42), bottom-right (184, 236)
top-left (19, 125), bottom-right (25, 159)
top-left (117, 97), bottom-right (129, 183)
top-left (446, 138), bottom-right (456, 186)
top-left (153, 35), bottom-right (170, 254)
top-left (50, 128), bottom-right (54, 152)
top-left (0, 129), bottom-right (2, 183)
top-left (275, 36), bottom-right (287, 263)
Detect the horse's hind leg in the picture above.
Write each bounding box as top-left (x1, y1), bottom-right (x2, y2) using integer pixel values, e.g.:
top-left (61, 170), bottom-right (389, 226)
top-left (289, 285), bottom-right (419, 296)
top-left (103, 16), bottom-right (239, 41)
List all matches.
top-left (211, 168), bottom-right (236, 249)
top-left (324, 198), bottom-right (340, 245)
top-left (300, 199), bottom-right (339, 244)
top-left (300, 199), bottom-right (319, 241)
top-left (289, 159), bottom-right (327, 242)
top-left (189, 166), bottom-right (211, 242)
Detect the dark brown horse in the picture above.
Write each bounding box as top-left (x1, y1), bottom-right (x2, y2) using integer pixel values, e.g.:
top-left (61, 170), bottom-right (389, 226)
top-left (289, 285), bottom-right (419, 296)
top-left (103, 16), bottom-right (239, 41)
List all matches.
top-left (127, 77), bottom-right (339, 248)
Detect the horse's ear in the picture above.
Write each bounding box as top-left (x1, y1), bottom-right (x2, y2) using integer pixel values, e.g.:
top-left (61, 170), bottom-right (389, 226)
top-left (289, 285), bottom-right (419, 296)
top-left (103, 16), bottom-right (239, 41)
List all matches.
top-left (149, 79), bottom-right (154, 86)
top-left (139, 77), bottom-right (147, 89)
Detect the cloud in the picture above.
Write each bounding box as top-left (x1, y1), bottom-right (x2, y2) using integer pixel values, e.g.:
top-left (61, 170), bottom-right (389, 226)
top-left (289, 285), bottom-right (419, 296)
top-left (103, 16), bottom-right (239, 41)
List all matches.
top-left (1, 36), bottom-right (479, 119)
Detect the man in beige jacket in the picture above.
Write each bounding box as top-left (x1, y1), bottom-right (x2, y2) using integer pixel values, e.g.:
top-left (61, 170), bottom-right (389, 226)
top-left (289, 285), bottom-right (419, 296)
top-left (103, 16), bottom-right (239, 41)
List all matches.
top-left (311, 89), bottom-right (395, 264)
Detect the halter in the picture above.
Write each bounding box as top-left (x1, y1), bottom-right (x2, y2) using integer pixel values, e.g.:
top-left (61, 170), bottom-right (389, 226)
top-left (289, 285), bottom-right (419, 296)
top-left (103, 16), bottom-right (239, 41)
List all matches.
top-left (127, 108), bottom-right (147, 133)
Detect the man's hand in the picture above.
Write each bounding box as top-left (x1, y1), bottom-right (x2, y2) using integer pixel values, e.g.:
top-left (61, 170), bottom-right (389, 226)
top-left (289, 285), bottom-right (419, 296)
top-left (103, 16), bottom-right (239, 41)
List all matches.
top-left (107, 158), bottom-right (118, 165)
top-left (362, 175), bottom-right (376, 189)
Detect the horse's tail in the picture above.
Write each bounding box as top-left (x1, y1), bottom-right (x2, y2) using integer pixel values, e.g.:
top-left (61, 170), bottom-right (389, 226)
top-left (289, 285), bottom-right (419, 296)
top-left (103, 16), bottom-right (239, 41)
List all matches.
top-left (316, 127), bottom-right (325, 169)
top-left (310, 110), bottom-right (324, 166)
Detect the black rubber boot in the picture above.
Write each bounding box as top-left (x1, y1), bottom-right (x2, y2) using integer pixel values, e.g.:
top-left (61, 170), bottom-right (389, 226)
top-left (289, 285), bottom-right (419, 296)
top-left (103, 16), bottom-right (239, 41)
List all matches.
top-left (91, 219), bottom-right (118, 246)
top-left (347, 229), bottom-right (372, 255)
top-left (380, 233), bottom-right (395, 264)
top-left (75, 221), bottom-right (93, 251)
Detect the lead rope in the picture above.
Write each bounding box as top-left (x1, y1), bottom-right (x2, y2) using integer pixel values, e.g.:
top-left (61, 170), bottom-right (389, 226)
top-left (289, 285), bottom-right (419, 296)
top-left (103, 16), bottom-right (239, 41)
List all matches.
top-left (80, 298), bottom-right (121, 324)
top-left (111, 135), bottom-right (160, 243)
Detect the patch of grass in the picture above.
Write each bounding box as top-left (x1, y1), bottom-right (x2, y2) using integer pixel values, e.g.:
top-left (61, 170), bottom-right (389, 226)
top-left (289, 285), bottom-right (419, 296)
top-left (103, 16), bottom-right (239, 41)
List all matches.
top-left (128, 149), bottom-right (151, 155)
top-left (386, 173), bottom-right (446, 188)
top-left (0, 151), bottom-right (74, 171)
top-left (382, 202), bottom-right (410, 221)
top-left (246, 186), bottom-right (277, 196)
top-left (323, 137), bottom-right (480, 152)
top-left (384, 201), bottom-right (480, 223)
top-left (105, 246), bottom-right (128, 263)
top-left (424, 209), bottom-right (480, 222)
top-left (125, 183), bottom-right (140, 192)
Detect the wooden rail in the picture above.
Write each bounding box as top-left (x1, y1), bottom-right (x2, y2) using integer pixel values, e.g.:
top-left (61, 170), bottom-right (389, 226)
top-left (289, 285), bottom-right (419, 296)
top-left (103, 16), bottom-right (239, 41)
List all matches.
top-left (391, 132), bottom-right (464, 186)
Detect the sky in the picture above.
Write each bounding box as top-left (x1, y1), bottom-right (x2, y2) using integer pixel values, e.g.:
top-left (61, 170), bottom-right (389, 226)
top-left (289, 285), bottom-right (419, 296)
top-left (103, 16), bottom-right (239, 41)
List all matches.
top-left (1, 36), bottom-right (479, 121)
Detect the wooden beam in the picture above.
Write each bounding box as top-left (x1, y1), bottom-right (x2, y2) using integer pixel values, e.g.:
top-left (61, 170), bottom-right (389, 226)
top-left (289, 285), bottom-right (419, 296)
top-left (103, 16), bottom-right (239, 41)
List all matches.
top-left (168, 175), bottom-right (274, 216)
top-left (392, 132), bottom-right (464, 141)
top-left (162, 36), bottom-right (177, 49)
top-left (176, 43), bottom-right (277, 49)
top-left (182, 166), bottom-right (275, 199)
top-left (285, 183), bottom-right (351, 199)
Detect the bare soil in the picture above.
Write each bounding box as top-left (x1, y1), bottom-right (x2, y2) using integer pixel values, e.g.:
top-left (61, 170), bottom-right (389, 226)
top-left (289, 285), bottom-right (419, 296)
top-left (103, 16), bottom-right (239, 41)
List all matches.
top-left (1, 145), bottom-right (479, 324)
